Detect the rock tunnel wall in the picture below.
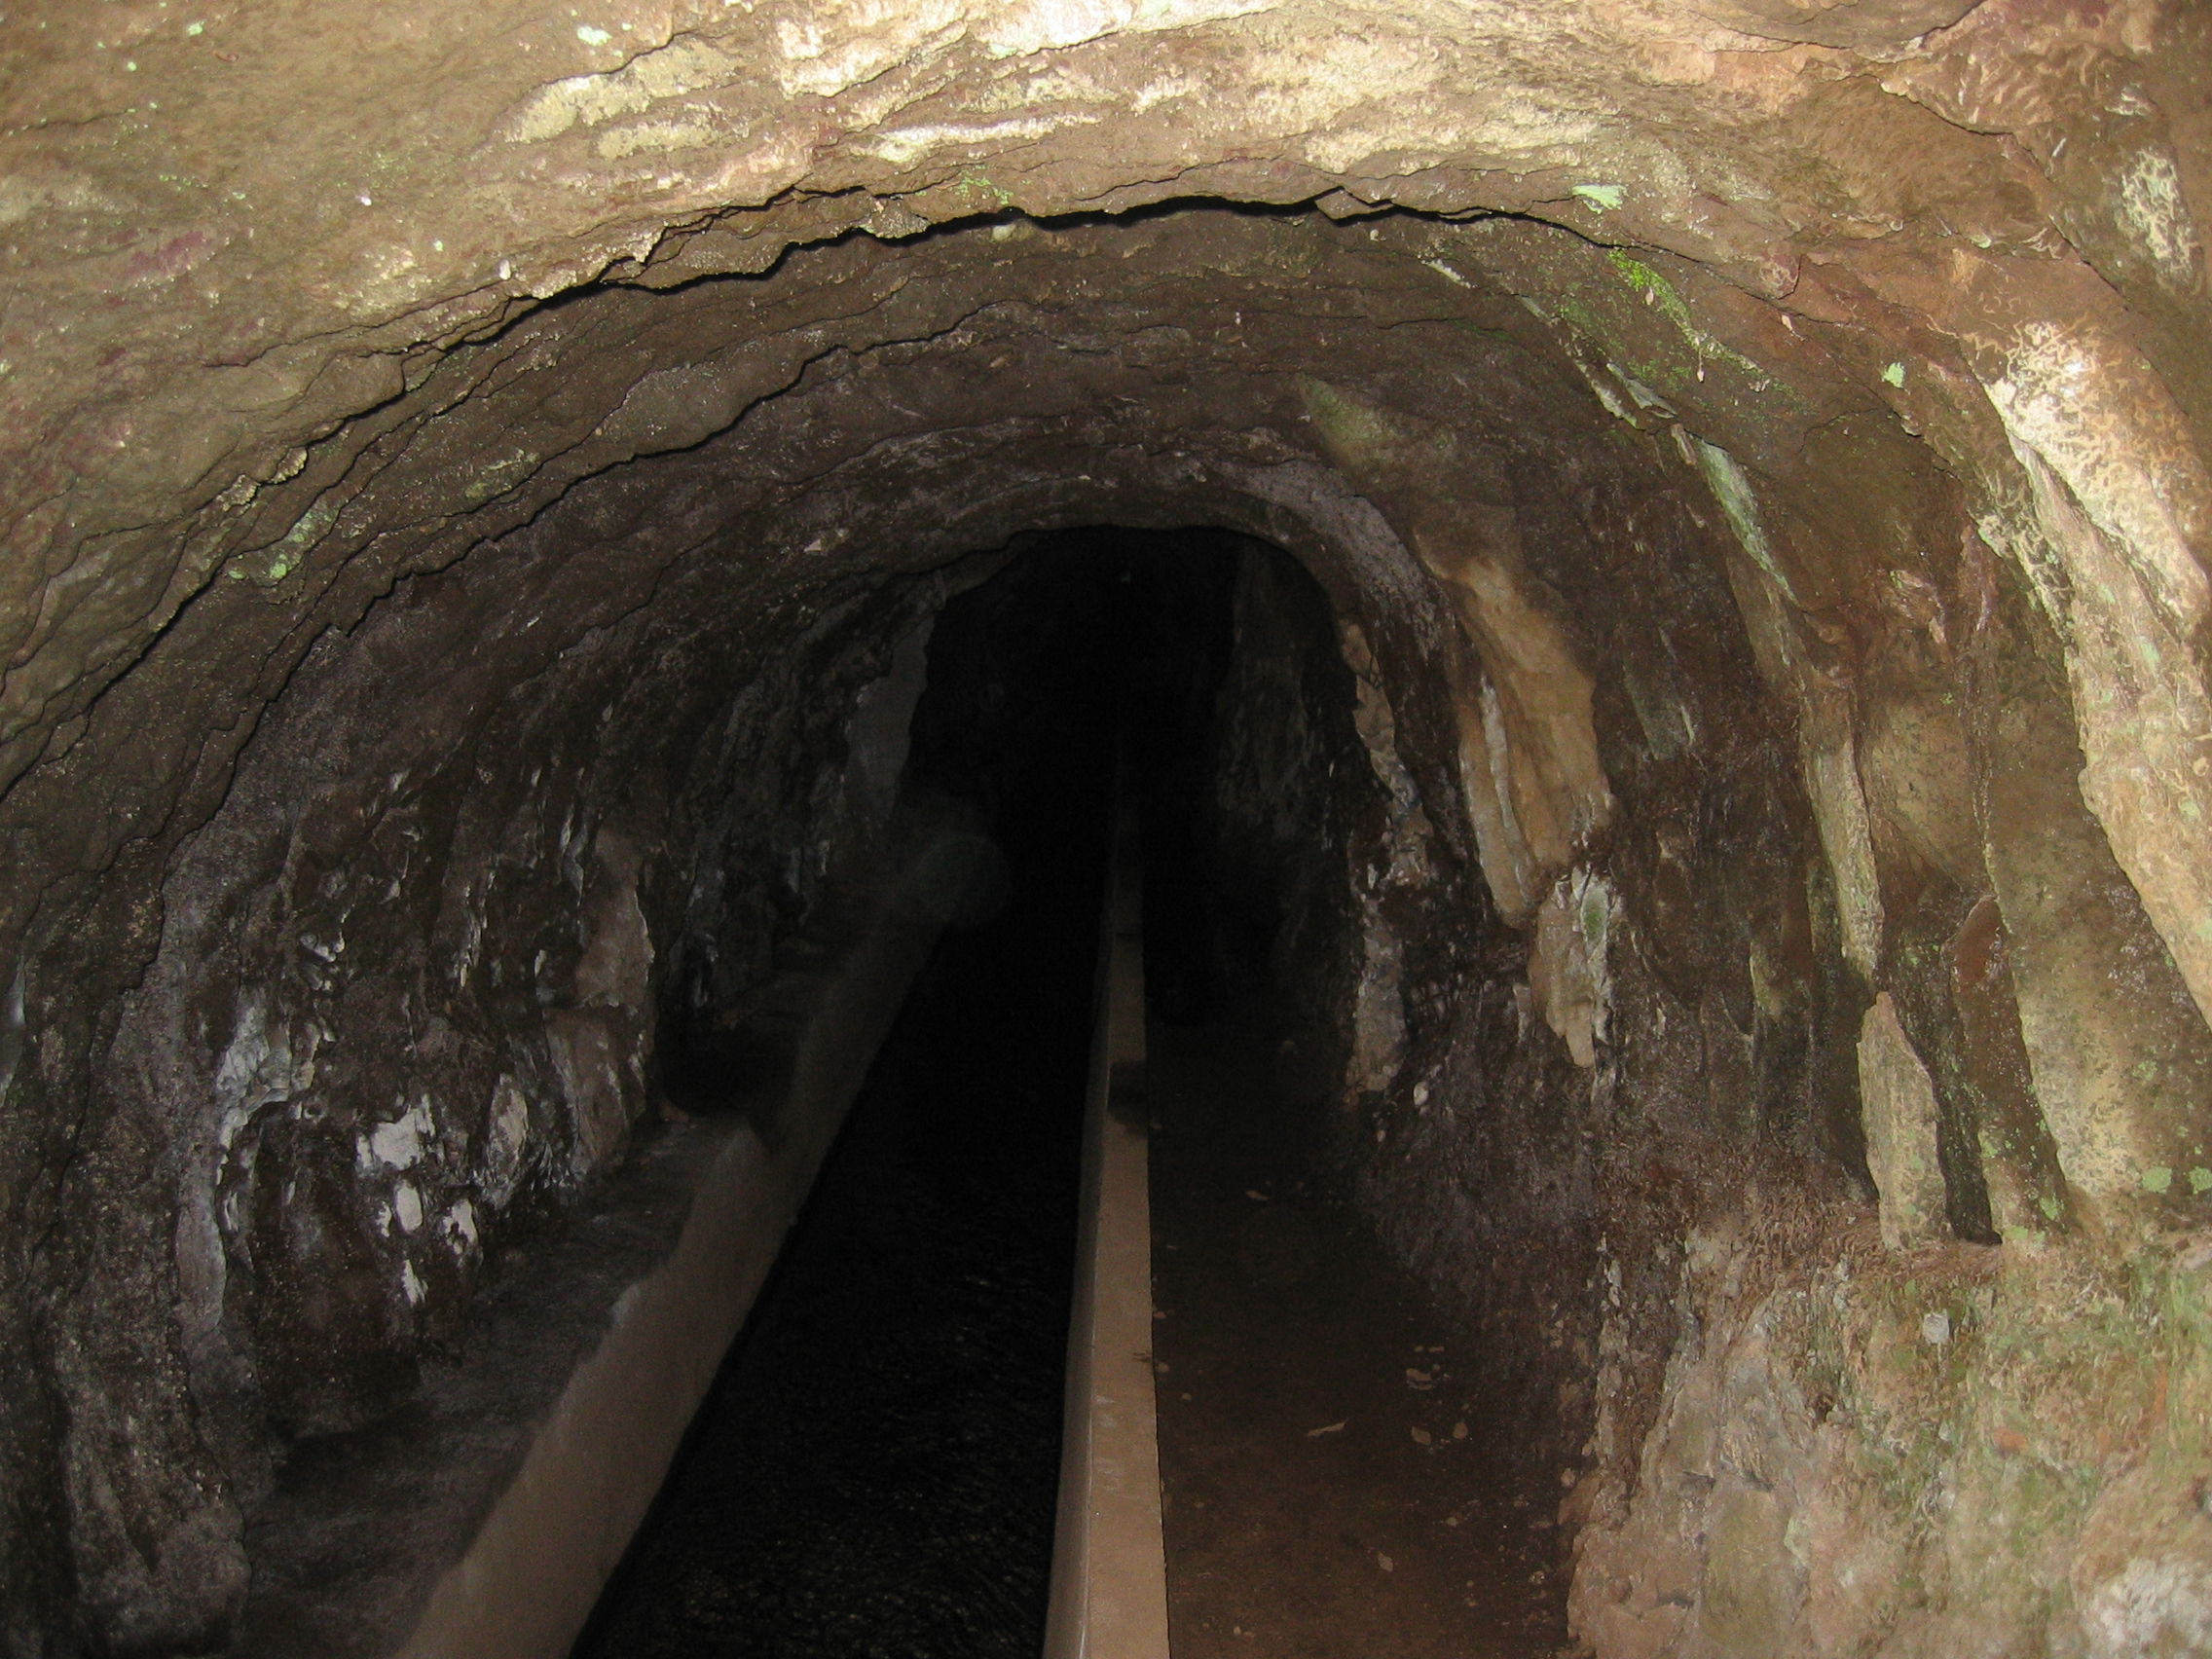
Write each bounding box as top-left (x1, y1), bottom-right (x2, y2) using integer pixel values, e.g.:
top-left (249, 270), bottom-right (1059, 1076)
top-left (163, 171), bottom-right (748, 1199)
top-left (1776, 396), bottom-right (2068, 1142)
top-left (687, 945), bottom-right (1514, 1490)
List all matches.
top-left (3, 1), bottom-right (2211, 1652)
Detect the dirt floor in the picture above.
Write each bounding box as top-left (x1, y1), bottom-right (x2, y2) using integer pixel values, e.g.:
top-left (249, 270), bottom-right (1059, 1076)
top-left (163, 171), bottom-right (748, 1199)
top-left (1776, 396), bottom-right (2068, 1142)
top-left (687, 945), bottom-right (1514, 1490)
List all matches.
top-left (1149, 1007), bottom-right (1570, 1659)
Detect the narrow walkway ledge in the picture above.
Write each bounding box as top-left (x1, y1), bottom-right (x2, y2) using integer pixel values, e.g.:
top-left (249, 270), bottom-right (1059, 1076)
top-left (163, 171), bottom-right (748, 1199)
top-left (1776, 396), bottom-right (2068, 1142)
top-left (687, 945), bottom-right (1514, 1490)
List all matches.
top-left (1046, 800), bottom-right (1171, 1659)
top-left (229, 887), bottom-right (943, 1659)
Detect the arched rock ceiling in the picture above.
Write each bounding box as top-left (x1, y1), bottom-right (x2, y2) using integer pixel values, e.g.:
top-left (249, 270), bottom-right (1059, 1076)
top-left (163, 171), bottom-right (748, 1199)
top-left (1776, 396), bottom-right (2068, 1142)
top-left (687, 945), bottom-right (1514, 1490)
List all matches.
top-left (2, 200), bottom-right (1764, 992)
top-left (3, 1), bottom-right (2210, 1001)
top-left (4, 0), bottom-right (2209, 982)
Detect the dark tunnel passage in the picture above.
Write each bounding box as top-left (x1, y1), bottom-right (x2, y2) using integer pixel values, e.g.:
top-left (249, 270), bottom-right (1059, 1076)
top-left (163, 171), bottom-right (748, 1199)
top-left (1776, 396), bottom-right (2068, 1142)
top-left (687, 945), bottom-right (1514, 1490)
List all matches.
top-left (8, 15), bottom-right (2212, 1647)
top-left (574, 535), bottom-right (1158, 1655)
top-left (574, 527), bottom-right (1573, 1657)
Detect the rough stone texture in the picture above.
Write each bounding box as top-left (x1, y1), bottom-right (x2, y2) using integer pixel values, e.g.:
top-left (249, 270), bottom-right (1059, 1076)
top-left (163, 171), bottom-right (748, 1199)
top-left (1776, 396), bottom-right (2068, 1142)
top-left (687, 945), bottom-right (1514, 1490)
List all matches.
top-left (1857, 992), bottom-right (1949, 1251)
top-left (1, 0), bottom-right (2210, 1653)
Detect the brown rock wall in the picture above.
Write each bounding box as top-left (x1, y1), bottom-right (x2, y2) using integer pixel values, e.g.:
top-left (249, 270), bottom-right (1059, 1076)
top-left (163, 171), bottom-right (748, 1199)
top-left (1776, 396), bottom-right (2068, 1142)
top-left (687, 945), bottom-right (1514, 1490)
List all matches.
top-left (0, 3), bottom-right (2208, 1650)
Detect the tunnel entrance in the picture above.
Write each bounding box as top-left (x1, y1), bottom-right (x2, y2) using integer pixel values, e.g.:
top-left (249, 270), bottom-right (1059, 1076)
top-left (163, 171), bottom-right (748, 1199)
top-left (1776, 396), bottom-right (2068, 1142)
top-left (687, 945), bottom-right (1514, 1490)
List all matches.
top-left (568, 526), bottom-right (1567, 1654)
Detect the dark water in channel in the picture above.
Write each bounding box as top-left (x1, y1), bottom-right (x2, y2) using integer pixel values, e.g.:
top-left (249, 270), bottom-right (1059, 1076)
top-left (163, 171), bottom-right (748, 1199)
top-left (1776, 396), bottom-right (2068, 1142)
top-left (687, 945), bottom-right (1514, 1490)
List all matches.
top-left (572, 546), bottom-right (1142, 1657)
top-left (570, 895), bottom-right (1097, 1656)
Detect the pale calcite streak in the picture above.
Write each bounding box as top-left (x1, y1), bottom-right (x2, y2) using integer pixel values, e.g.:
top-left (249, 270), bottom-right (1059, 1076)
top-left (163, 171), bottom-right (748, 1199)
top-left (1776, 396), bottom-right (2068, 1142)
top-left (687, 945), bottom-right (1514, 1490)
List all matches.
top-left (1530, 866), bottom-right (1615, 1069)
top-left (1975, 331), bottom-right (2212, 1034)
top-left (866, 114), bottom-right (1098, 166)
top-left (1985, 320), bottom-right (2210, 642)
top-left (2114, 144), bottom-right (2203, 290)
top-left (981, 0), bottom-right (1274, 58)
top-left (496, 37), bottom-right (745, 144)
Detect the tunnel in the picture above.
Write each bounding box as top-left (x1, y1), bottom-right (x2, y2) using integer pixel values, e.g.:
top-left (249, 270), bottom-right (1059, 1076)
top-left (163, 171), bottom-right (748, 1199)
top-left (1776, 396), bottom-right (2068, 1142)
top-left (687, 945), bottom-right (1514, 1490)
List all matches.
top-left (5, 2), bottom-right (2212, 1654)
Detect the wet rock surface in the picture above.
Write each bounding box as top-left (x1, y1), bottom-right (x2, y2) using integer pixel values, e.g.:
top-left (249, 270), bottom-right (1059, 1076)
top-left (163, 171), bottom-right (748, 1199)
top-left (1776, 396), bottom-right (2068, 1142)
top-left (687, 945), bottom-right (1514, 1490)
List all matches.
top-left (231, 1108), bottom-right (754, 1658)
top-left (1, 2), bottom-right (2210, 1654)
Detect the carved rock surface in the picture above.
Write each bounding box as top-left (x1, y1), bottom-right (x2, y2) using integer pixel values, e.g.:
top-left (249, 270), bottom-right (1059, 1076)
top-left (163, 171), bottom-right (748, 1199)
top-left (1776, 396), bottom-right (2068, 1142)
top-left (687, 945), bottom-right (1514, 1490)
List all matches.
top-left (0, 0), bottom-right (2209, 1653)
